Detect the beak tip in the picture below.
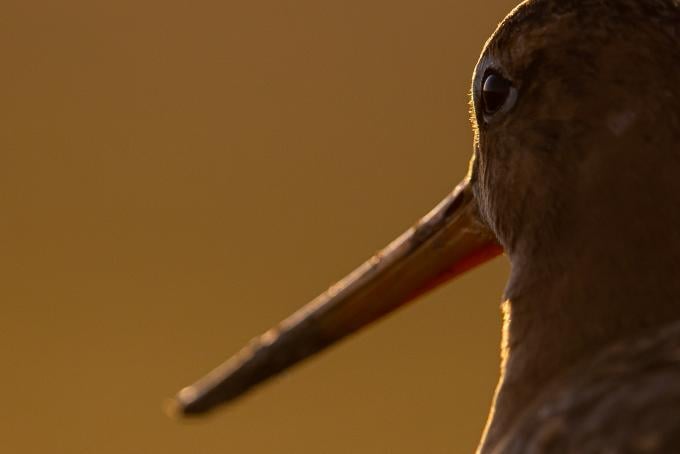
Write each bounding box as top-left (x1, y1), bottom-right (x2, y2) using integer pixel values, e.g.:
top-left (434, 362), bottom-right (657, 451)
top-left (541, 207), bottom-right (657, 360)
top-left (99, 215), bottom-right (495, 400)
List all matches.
top-left (165, 386), bottom-right (200, 419)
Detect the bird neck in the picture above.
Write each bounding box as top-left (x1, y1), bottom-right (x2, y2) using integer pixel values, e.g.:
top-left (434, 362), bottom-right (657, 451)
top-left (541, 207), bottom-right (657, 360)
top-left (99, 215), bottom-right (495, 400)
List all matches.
top-left (478, 227), bottom-right (680, 453)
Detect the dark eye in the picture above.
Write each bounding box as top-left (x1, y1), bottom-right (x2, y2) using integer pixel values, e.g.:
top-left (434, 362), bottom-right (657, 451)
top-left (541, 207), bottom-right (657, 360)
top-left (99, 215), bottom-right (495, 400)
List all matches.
top-left (482, 72), bottom-right (513, 115)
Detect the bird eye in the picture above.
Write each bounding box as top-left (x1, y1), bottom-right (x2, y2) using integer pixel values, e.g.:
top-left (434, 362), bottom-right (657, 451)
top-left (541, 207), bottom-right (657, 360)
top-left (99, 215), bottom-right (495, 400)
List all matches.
top-left (481, 72), bottom-right (513, 116)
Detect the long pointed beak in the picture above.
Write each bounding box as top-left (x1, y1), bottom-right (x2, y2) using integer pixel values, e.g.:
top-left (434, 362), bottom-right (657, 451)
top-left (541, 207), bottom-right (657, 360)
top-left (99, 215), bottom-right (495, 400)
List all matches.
top-left (172, 178), bottom-right (501, 416)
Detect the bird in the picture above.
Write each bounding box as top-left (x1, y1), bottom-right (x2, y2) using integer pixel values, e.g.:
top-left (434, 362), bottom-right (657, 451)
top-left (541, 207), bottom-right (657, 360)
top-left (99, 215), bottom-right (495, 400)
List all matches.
top-left (170, 0), bottom-right (680, 452)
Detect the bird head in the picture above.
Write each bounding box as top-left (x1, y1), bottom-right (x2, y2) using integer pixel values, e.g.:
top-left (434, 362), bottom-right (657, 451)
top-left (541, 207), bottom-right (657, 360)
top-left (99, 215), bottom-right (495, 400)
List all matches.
top-left (470, 0), bottom-right (680, 262)
top-left (172, 0), bottom-right (680, 417)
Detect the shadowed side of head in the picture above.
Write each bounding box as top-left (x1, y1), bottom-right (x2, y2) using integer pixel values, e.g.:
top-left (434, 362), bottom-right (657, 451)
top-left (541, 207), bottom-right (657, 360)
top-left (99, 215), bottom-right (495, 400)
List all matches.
top-left (468, 0), bottom-right (680, 264)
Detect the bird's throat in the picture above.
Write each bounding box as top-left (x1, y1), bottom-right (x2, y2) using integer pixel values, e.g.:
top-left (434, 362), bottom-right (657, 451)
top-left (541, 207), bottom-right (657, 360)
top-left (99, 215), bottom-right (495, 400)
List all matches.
top-left (478, 242), bottom-right (680, 453)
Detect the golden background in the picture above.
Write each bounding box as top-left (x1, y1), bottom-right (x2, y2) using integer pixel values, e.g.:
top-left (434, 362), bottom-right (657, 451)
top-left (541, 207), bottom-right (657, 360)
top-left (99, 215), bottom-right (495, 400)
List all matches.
top-left (3, 1), bottom-right (518, 452)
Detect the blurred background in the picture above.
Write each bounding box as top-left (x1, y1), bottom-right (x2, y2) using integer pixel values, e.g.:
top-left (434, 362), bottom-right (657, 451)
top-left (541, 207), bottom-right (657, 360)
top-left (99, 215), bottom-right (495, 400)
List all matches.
top-left (2, 1), bottom-right (518, 453)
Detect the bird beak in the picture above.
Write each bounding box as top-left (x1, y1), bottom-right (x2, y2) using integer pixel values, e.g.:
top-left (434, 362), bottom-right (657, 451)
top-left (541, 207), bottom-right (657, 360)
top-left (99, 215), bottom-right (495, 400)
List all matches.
top-left (171, 178), bottom-right (502, 416)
